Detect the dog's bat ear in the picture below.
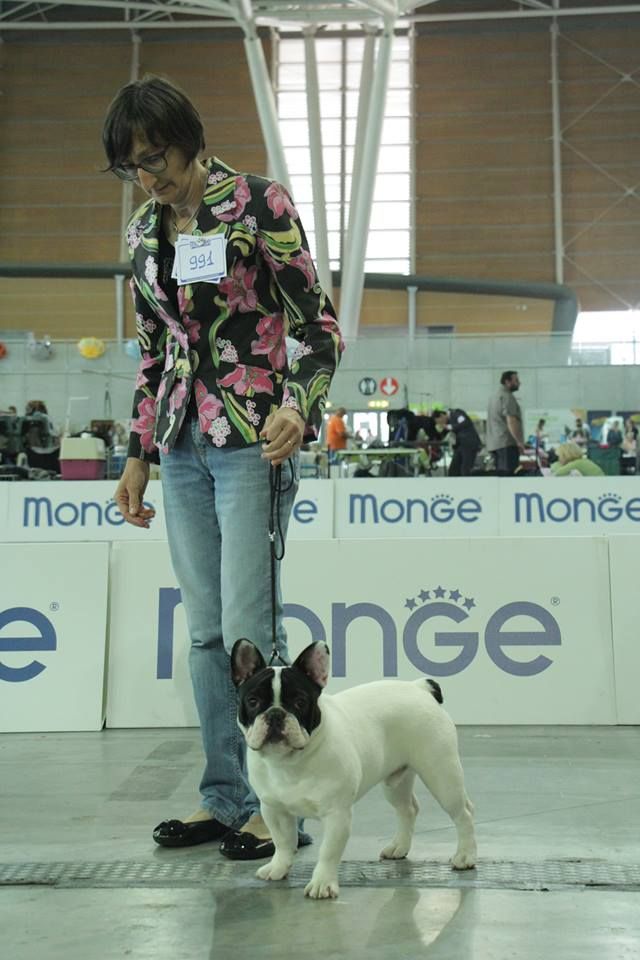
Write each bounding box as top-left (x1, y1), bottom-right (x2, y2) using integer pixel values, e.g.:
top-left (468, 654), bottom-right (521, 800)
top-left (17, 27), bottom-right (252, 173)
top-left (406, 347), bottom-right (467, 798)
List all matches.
top-left (292, 642), bottom-right (330, 688)
top-left (230, 639), bottom-right (267, 687)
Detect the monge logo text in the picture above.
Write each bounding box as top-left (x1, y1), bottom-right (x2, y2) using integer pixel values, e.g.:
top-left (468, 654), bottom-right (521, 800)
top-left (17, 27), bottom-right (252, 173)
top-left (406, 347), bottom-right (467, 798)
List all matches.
top-left (348, 492), bottom-right (482, 525)
top-left (22, 496), bottom-right (155, 528)
top-left (514, 490), bottom-right (640, 525)
top-left (155, 583), bottom-right (561, 680)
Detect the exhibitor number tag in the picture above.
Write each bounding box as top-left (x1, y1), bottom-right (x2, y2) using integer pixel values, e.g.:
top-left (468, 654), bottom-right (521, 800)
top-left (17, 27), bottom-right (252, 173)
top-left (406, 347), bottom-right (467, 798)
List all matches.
top-left (172, 234), bottom-right (227, 285)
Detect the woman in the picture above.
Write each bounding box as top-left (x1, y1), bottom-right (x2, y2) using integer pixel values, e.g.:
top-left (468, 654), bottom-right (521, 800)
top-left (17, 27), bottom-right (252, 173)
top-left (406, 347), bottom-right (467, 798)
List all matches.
top-left (550, 442), bottom-right (604, 477)
top-left (103, 75), bottom-right (343, 859)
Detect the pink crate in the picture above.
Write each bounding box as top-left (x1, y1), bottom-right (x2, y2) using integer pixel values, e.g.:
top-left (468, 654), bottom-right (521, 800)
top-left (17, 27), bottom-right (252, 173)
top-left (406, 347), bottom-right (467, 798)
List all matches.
top-left (60, 460), bottom-right (106, 480)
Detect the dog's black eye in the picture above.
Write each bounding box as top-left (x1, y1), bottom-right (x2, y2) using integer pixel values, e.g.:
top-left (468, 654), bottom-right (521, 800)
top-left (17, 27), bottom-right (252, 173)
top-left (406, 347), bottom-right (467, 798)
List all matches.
top-left (246, 696), bottom-right (261, 710)
top-left (293, 696), bottom-right (308, 711)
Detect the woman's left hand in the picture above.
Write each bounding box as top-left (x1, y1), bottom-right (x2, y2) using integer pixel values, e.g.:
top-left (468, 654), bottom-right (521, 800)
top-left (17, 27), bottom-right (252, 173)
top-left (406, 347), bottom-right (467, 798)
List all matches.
top-left (261, 408), bottom-right (305, 466)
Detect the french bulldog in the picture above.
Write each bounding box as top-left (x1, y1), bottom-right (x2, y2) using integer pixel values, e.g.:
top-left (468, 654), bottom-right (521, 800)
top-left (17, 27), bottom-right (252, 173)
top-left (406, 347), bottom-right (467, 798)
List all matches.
top-left (231, 639), bottom-right (477, 900)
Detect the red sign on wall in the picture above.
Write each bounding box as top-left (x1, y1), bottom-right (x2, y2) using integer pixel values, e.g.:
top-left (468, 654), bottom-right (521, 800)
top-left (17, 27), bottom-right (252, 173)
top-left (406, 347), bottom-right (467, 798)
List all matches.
top-left (379, 376), bottom-right (399, 396)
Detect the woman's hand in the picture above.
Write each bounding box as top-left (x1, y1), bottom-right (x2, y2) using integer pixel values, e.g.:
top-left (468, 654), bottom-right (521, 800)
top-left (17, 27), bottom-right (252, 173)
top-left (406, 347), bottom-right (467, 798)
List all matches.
top-left (260, 408), bottom-right (305, 466)
top-left (114, 458), bottom-right (156, 529)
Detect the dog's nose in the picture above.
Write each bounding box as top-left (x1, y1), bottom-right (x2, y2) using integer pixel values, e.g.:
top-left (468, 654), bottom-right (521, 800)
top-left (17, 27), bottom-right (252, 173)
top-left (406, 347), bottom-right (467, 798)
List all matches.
top-left (266, 708), bottom-right (285, 727)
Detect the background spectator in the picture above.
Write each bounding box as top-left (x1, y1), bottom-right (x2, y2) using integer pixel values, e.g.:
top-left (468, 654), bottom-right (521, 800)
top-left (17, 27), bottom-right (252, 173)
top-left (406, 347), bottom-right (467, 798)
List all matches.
top-left (486, 371), bottom-right (524, 476)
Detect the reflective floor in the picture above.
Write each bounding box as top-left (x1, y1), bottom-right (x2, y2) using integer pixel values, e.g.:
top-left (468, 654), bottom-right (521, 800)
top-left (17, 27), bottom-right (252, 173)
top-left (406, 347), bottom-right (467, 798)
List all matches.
top-left (2, 726), bottom-right (639, 959)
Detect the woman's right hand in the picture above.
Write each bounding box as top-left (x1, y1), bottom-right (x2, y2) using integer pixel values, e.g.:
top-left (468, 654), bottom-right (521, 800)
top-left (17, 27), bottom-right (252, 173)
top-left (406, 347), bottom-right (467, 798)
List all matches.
top-left (114, 458), bottom-right (156, 529)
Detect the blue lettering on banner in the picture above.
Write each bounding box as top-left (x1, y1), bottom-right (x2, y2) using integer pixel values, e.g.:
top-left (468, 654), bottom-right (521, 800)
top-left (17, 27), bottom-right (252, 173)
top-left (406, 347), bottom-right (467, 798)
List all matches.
top-left (514, 491), bottom-right (640, 525)
top-left (157, 587), bottom-right (182, 680)
top-left (155, 587), bottom-right (560, 680)
top-left (22, 497), bottom-right (154, 528)
top-left (349, 493), bottom-right (482, 525)
top-left (0, 607), bottom-right (57, 682)
top-left (292, 499), bottom-right (318, 524)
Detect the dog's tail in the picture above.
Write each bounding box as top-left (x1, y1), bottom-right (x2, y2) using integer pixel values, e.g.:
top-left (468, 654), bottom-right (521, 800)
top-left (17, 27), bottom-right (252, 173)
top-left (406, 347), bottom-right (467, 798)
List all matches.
top-left (426, 678), bottom-right (443, 704)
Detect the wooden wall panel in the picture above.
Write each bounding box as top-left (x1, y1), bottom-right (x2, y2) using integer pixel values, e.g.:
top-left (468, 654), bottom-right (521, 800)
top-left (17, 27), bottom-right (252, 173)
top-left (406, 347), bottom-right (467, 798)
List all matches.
top-left (415, 19), bottom-right (640, 314)
top-left (0, 31), bottom-right (267, 340)
top-left (355, 288), bottom-right (553, 335)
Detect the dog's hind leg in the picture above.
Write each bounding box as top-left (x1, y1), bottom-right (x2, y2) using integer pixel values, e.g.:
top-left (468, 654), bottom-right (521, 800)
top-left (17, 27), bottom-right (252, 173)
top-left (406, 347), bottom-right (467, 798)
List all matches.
top-left (412, 753), bottom-right (476, 870)
top-left (380, 766), bottom-right (419, 860)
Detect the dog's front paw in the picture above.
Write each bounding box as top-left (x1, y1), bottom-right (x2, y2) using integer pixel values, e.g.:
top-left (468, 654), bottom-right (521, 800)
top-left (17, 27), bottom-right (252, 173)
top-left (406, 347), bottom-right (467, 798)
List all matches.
top-left (380, 841), bottom-right (410, 860)
top-left (304, 869), bottom-right (340, 900)
top-left (256, 857), bottom-right (292, 882)
top-left (451, 849), bottom-right (476, 871)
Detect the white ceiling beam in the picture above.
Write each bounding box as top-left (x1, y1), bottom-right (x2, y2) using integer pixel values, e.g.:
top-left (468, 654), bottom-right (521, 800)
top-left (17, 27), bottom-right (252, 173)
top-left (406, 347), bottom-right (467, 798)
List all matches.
top-left (0, 16), bottom-right (238, 26)
top-left (351, 0), bottom-right (397, 18)
top-left (411, 5), bottom-right (640, 22)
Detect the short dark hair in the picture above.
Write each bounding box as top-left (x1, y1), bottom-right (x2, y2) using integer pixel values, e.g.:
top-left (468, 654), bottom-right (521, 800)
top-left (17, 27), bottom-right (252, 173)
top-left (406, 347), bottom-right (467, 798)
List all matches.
top-left (500, 370), bottom-right (518, 384)
top-left (102, 74), bottom-right (205, 170)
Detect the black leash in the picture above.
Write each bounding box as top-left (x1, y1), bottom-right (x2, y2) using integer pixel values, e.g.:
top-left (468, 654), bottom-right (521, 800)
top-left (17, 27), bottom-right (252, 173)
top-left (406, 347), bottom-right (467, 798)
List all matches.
top-left (268, 458), bottom-right (295, 666)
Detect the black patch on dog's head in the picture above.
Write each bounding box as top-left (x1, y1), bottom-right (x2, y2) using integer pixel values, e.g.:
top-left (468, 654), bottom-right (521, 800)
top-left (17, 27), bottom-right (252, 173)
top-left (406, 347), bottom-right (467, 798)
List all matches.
top-left (280, 666), bottom-right (323, 737)
top-left (237, 667), bottom-right (276, 730)
top-left (426, 679), bottom-right (443, 704)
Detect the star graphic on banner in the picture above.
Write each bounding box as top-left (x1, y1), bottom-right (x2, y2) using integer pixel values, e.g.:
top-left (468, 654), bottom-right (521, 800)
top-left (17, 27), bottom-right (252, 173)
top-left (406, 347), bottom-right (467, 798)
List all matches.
top-left (418, 589), bottom-right (431, 602)
top-left (463, 597), bottom-right (476, 610)
top-left (433, 586), bottom-right (446, 598)
top-left (449, 589), bottom-right (462, 602)
top-left (405, 598), bottom-right (417, 611)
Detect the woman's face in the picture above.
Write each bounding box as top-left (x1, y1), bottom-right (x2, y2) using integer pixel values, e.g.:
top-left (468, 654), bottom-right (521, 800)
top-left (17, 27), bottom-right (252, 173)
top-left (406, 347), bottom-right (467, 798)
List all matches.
top-left (128, 135), bottom-right (195, 206)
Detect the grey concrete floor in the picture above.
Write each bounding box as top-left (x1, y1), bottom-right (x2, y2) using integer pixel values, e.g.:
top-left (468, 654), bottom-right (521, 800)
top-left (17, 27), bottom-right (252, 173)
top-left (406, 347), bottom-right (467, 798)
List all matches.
top-left (1, 726), bottom-right (639, 960)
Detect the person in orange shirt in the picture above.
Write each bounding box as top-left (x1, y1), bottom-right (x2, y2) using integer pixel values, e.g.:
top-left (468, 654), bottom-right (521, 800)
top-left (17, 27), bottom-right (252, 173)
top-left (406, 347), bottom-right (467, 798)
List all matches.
top-left (326, 407), bottom-right (350, 460)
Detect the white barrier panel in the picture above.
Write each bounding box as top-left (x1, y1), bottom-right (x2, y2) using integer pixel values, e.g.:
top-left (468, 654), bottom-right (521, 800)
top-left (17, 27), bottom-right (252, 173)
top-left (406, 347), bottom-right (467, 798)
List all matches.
top-left (0, 543), bottom-right (108, 732)
top-left (607, 537), bottom-right (640, 724)
top-left (282, 538), bottom-right (616, 725)
top-left (0, 484), bottom-right (9, 535)
top-left (107, 542), bottom-right (198, 727)
top-left (499, 478), bottom-right (640, 537)
top-left (4, 478), bottom-right (333, 542)
top-left (106, 536), bottom-right (615, 726)
top-left (334, 479), bottom-right (500, 539)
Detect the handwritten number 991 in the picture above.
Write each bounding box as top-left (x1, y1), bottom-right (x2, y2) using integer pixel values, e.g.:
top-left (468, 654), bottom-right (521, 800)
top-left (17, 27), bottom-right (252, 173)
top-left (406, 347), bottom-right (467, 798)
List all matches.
top-left (189, 251), bottom-right (215, 270)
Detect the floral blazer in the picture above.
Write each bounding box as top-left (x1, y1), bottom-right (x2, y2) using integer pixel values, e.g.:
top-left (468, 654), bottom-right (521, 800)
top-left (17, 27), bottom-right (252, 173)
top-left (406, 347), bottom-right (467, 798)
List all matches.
top-left (126, 156), bottom-right (344, 463)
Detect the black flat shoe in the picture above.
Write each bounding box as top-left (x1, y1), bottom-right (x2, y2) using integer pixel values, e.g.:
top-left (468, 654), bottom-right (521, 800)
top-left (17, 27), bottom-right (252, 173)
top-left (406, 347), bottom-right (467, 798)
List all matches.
top-left (219, 829), bottom-right (313, 861)
top-left (153, 817), bottom-right (231, 848)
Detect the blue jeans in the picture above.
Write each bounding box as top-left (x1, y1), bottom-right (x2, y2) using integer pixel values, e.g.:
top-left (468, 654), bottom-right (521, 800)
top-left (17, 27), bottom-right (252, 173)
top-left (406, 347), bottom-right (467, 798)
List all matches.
top-left (159, 417), bottom-right (298, 827)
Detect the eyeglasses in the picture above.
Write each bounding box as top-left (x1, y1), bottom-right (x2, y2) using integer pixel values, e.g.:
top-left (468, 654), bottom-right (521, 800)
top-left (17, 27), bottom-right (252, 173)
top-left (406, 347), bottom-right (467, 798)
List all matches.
top-left (112, 146), bottom-right (170, 182)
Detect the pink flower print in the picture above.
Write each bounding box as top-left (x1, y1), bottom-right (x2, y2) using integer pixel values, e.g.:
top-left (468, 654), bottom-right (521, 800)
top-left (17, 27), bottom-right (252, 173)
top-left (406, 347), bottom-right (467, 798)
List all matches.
top-left (318, 310), bottom-right (346, 352)
top-left (251, 313), bottom-right (287, 370)
top-left (152, 282), bottom-right (168, 303)
top-left (282, 388), bottom-right (301, 413)
top-left (290, 250), bottom-right (317, 292)
top-left (168, 378), bottom-right (188, 416)
top-left (215, 176), bottom-right (251, 222)
top-left (177, 287), bottom-right (193, 317)
top-left (143, 318), bottom-right (156, 334)
top-left (131, 396), bottom-right (157, 453)
top-left (208, 416), bottom-right (231, 447)
top-left (194, 379), bottom-right (223, 434)
top-left (166, 318), bottom-right (189, 353)
top-left (135, 352), bottom-right (157, 389)
top-left (183, 316), bottom-right (201, 345)
top-left (218, 262), bottom-right (259, 314)
top-left (265, 182), bottom-right (298, 221)
top-left (218, 364), bottom-right (274, 397)
top-left (256, 235), bottom-right (285, 273)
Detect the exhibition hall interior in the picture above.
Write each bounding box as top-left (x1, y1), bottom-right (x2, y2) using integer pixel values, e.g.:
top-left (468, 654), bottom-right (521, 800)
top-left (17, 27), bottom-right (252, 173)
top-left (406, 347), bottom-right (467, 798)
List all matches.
top-left (1, 2), bottom-right (639, 959)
